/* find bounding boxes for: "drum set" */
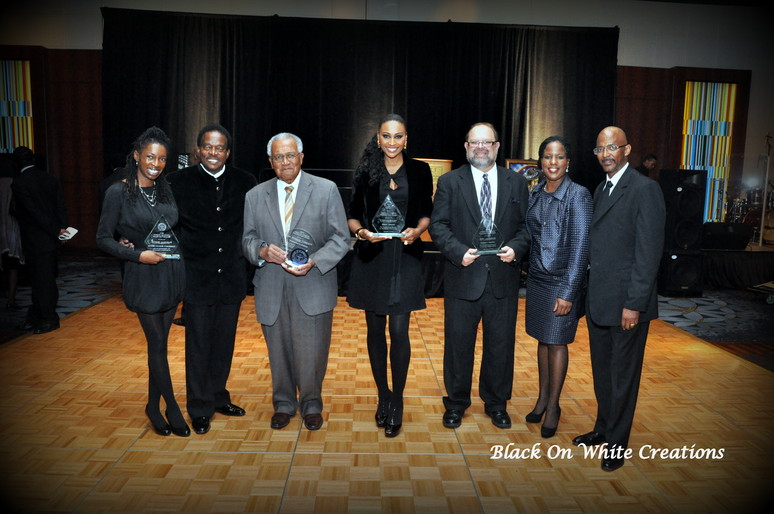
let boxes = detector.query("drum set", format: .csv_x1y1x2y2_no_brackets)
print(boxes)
727,187,774,244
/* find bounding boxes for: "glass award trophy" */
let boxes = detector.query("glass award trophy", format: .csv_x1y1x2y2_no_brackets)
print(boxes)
472,217,504,255
144,215,181,259
285,228,315,269
371,195,406,238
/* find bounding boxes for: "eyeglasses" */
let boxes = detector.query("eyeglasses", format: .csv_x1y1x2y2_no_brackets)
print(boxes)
466,140,497,148
592,143,628,155
201,145,227,153
270,153,299,162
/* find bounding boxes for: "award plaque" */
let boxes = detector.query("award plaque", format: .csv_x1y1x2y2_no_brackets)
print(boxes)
371,195,406,238
472,218,504,255
144,215,181,259
285,228,315,269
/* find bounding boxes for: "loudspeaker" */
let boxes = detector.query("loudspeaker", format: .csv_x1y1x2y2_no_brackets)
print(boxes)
658,251,703,297
701,222,754,250
659,169,707,251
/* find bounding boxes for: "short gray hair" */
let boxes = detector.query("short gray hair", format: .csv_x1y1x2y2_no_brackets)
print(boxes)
267,132,303,156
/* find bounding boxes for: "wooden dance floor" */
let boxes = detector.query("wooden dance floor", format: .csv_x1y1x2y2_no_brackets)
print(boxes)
0,296,772,512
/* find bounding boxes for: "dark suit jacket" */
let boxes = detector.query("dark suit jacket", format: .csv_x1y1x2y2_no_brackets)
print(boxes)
526,175,592,302
167,164,257,304
347,158,434,261
11,166,68,254
429,164,530,300
587,166,665,326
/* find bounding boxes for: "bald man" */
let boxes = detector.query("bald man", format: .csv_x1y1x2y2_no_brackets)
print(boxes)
572,127,665,472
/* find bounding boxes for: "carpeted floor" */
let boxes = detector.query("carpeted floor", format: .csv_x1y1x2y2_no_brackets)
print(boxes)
2,256,772,372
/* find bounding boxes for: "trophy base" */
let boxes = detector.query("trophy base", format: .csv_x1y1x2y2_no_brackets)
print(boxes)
370,232,405,238
474,249,503,256
162,254,181,260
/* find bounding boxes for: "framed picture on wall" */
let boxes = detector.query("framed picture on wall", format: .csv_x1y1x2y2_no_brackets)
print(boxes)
505,159,541,189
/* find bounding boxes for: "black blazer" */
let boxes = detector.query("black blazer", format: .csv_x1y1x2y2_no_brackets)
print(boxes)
11,166,68,254
347,158,434,261
587,166,665,325
429,164,530,300
167,164,257,304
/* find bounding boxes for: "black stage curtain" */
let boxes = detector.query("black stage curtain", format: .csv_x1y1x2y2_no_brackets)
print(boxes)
102,8,617,192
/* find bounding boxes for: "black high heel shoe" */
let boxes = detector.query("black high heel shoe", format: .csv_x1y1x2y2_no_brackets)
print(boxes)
145,405,171,436
384,403,403,438
525,407,546,424
541,407,561,438
166,410,191,437
375,397,389,428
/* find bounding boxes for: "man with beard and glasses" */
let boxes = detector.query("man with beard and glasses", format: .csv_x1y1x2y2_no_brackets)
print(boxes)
429,122,530,430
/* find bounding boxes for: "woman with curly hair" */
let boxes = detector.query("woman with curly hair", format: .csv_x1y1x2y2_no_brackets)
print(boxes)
346,114,434,437
96,126,189,437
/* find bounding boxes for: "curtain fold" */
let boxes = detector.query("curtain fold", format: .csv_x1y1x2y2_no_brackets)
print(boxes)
102,8,617,191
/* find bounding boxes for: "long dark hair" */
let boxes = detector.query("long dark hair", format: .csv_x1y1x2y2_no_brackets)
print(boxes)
354,114,408,186
124,126,173,203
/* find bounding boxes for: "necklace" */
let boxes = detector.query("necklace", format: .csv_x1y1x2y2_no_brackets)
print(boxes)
139,184,157,207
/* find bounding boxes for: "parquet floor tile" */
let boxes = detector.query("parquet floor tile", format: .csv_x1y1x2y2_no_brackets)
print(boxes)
0,295,772,512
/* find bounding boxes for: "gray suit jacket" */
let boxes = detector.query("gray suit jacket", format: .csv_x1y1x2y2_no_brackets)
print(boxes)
242,170,350,325
587,166,665,326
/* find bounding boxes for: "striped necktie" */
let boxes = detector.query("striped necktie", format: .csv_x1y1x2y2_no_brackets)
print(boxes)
284,185,294,233
480,173,492,224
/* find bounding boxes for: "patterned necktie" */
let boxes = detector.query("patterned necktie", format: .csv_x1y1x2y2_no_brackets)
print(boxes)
284,185,294,233
480,173,492,224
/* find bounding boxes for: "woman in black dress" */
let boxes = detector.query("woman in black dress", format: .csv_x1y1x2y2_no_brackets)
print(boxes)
346,114,434,437
96,127,189,437
524,136,592,438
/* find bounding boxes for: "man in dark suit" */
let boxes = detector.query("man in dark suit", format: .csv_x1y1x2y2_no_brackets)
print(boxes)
11,146,68,334
572,126,665,472
242,132,349,431
429,122,530,429
166,124,257,435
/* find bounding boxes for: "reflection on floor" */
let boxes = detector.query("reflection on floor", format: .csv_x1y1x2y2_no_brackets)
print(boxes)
0,284,772,511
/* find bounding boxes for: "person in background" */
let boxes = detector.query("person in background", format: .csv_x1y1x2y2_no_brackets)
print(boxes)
243,132,349,432
346,114,434,437
96,126,189,437
524,136,592,438
11,146,68,334
0,155,23,310
634,153,657,177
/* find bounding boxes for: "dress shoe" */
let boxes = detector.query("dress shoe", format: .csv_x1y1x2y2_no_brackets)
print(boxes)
215,403,246,416
270,412,291,429
601,457,625,472
192,416,210,434
166,410,191,437
572,431,606,446
33,322,60,334
442,409,463,428
485,409,512,429
15,321,34,331
375,397,389,428
525,408,546,424
540,407,561,438
384,404,403,438
304,413,324,431
145,406,171,436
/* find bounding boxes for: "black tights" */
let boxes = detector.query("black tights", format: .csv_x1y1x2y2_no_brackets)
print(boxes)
137,307,185,427
365,311,411,407
531,342,568,429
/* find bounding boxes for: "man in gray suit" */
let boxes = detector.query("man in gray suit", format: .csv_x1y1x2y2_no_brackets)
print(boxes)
243,132,349,431
572,126,665,472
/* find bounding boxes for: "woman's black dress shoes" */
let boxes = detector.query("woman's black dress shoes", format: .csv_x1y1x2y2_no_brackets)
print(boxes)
145,406,171,436
375,398,389,428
